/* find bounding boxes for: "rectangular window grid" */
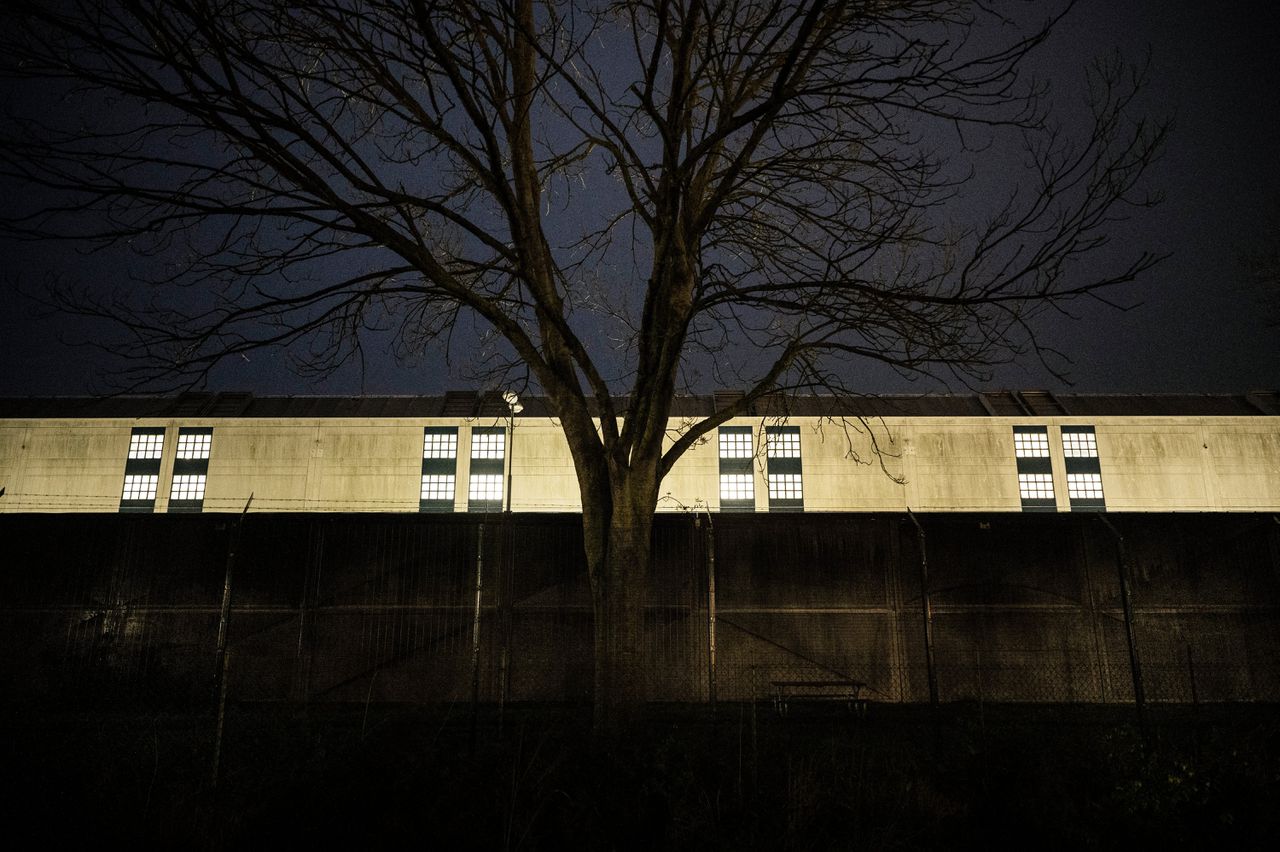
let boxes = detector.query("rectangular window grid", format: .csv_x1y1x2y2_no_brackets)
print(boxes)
170,474,206,501
1061,429,1099,457
1013,430,1051,458
421,474,456,502
469,474,504,503
169,428,212,512
718,429,753,459
766,429,801,458
128,432,165,459
471,430,505,459
1061,425,1104,510
423,431,458,459
121,474,159,501
1067,472,1104,501
768,473,803,501
175,432,212,460
719,474,754,502
1018,473,1055,501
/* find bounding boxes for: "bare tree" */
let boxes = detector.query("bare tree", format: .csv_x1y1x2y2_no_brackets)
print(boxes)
0,0,1164,730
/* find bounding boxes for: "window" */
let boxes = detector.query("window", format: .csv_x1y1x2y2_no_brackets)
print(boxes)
121,474,159,502
1061,430,1098,458
719,473,754,503
1018,473,1055,501
169,427,212,513
128,431,165,460
468,427,506,511
1067,472,1104,501
1061,426,1105,510
718,426,754,511
468,473,504,503
1013,430,1051,458
766,426,803,510
121,427,165,512
423,430,458,459
765,428,801,458
718,429,753,459
170,474,207,501
421,427,459,512
1012,426,1054,511
471,430,505,459
768,473,804,501
175,431,212,459
421,474,456,502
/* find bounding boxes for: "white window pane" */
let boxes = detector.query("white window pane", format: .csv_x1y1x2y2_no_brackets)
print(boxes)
766,430,801,458
1018,472,1055,500
175,432,212,460
471,431,505,459
1013,430,1050,458
127,433,165,459
718,430,753,459
423,432,458,459
170,474,207,501
1067,472,1105,500
468,473,504,501
121,474,158,501
421,474,456,501
768,473,803,500
1061,431,1099,458
719,473,754,501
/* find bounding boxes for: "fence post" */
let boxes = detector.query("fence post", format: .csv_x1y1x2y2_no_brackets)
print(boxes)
470,520,485,753
706,513,717,714
211,493,252,789
906,512,939,707
1097,515,1147,739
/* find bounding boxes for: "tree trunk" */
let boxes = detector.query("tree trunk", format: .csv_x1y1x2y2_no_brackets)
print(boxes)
586,475,657,735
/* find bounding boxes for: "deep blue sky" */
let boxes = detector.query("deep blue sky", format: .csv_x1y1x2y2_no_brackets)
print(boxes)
0,0,1276,398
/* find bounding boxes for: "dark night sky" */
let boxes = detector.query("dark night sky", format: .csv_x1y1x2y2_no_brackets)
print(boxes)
0,0,1276,398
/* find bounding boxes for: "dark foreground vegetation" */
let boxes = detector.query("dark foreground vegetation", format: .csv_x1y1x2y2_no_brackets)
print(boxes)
3,701,1277,849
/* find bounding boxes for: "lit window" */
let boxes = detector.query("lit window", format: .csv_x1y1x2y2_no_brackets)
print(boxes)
170,474,207,501
1013,430,1050,458
1018,473,1055,501
1067,472,1104,501
1061,429,1098,457
128,432,165,459
764,426,803,510
121,474,159,501
423,431,458,459
719,473,754,502
718,429,753,459
766,429,801,458
421,427,459,511
421,474,456,502
1061,426,1105,510
471,430,505,459
175,432,212,460
469,474,504,503
122,427,166,512
767,473,803,501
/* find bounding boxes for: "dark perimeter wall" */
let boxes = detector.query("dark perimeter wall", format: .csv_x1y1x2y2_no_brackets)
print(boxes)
2,512,1278,709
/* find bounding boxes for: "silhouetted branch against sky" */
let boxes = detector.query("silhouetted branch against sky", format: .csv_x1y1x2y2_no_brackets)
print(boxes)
1,2,1168,419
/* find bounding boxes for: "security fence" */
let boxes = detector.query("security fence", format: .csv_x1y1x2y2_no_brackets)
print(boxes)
2,512,1278,713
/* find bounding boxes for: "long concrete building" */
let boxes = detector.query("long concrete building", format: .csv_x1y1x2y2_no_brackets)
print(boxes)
3,390,1279,515
2,390,1278,710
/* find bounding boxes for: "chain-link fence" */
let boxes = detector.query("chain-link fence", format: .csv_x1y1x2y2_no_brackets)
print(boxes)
3,512,1279,715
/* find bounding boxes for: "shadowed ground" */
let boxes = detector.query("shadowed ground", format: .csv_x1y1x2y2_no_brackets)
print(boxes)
3,702,1277,849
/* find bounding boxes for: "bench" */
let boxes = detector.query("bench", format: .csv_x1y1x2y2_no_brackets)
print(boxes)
771,679,869,716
